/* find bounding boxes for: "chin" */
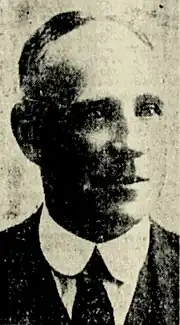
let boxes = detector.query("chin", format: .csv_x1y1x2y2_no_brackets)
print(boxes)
116,184,154,220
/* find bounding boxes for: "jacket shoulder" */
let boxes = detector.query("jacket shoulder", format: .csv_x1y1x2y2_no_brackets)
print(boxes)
150,221,179,285
0,205,42,263
151,221,179,255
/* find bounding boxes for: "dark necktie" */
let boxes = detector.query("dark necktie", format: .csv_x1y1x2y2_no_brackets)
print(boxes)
71,247,116,324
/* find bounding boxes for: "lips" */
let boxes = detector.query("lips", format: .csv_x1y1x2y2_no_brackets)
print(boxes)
121,175,149,185
87,174,149,189
86,147,149,188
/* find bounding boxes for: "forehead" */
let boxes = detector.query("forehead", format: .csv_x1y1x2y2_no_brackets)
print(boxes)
40,20,163,100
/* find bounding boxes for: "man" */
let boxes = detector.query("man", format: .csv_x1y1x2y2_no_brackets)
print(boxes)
0,10,178,325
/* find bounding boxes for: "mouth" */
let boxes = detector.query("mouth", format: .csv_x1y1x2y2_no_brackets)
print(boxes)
84,174,149,190
120,176,150,185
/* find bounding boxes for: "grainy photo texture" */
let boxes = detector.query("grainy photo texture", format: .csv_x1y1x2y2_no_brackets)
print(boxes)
0,2,179,325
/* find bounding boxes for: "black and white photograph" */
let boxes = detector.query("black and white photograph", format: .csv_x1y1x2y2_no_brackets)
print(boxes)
0,1,179,324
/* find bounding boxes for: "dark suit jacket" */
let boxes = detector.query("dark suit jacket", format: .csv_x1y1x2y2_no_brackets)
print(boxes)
0,206,178,325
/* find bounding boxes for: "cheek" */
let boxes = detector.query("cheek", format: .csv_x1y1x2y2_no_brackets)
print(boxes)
127,117,165,151
147,121,167,186
85,127,111,151
127,118,166,177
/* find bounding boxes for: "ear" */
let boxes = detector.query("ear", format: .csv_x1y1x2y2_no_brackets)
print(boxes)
11,101,43,165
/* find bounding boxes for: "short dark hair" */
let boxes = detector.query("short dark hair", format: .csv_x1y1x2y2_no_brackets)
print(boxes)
19,10,153,101
19,11,94,89
19,10,154,88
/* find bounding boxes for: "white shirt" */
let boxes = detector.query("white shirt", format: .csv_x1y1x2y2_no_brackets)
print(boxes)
39,205,150,325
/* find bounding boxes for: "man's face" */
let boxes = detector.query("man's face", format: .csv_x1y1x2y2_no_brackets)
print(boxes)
38,20,166,227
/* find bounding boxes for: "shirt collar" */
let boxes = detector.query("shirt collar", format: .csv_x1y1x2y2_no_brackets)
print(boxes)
39,204,150,283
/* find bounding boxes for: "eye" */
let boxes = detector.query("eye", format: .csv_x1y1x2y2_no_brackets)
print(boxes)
135,102,163,117
92,110,103,119
90,110,105,127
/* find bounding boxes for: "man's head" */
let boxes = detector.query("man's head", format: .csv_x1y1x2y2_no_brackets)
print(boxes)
11,11,166,242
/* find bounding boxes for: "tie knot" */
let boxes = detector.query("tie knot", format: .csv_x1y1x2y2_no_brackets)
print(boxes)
73,247,116,324
80,246,114,282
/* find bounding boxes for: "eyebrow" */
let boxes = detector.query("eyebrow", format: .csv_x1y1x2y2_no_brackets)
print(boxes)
135,94,164,105
70,98,122,118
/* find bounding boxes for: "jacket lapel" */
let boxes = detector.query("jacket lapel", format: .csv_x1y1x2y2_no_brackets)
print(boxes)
24,258,70,325
124,256,153,325
7,208,71,325
125,221,178,325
